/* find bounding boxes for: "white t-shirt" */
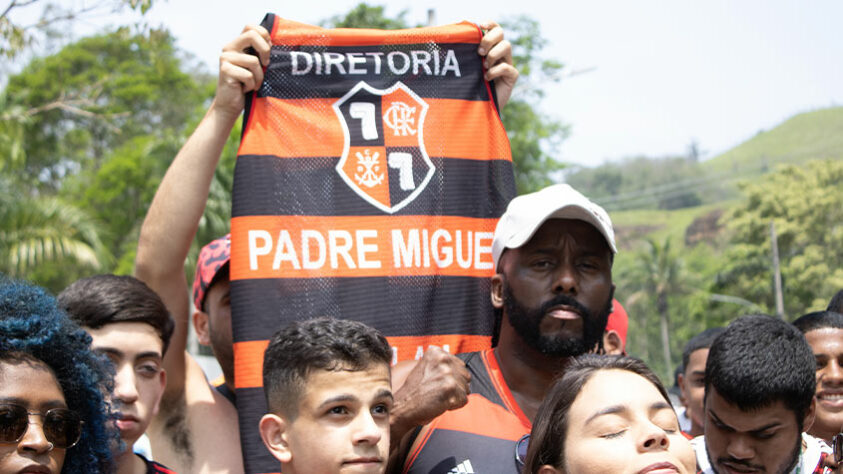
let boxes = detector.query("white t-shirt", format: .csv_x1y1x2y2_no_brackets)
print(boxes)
692,432,831,474
676,406,692,433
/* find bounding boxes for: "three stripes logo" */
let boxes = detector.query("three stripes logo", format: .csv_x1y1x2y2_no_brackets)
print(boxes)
448,459,475,473
334,81,435,214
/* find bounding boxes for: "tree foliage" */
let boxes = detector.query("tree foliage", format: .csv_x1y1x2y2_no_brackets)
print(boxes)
712,160,843,318
1,0,153,59
1,24,213,292
500,16,567,193
618,237,690,380
566,154,704,211
322,3,410,29
5,27,206,189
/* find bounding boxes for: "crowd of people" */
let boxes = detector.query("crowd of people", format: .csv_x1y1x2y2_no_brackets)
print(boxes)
2,19,843,474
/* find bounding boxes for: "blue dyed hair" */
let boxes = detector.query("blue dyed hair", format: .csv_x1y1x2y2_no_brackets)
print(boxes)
0,278,116,473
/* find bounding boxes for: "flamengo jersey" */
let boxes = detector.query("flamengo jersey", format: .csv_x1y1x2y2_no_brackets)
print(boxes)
402,350,531,474
230,14,515,473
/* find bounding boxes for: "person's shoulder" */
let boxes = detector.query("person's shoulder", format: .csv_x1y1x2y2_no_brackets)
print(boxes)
800,432,833,473
690,435,714,474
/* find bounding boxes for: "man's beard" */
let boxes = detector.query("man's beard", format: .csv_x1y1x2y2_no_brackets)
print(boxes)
503,283,612,357
708,434,801,474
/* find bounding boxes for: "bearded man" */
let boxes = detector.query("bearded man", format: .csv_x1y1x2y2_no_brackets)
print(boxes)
394,184,617,474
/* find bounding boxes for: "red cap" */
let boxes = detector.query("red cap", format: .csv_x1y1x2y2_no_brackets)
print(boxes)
192,234,231,312
605,299,628,349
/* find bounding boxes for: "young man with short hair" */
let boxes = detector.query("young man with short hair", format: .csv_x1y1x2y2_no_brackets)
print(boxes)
677,327,724,438
793,310,843,443
258,317,393,474
59,274,176,474
694,314,832,474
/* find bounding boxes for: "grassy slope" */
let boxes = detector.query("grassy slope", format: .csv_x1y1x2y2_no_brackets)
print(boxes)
611,106,843,246
703,106,843,174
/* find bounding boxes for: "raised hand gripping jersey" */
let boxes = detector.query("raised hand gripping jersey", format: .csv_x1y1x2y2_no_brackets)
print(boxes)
230,14,515,473
402,349,531,474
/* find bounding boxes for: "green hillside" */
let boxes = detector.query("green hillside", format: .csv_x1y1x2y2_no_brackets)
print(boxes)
703,106,843,175
606,106,843,249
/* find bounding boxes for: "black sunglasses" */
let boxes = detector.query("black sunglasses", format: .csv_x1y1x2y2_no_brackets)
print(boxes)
0,404,83,449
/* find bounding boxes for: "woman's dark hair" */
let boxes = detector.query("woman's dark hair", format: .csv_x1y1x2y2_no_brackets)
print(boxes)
523,355,670,473
0,278,116,473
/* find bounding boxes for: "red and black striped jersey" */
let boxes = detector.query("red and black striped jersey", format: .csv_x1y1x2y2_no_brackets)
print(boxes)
401,349,530,474
230,14,515,473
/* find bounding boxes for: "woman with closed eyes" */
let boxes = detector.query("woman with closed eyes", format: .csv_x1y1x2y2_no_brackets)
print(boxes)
522,355,697,474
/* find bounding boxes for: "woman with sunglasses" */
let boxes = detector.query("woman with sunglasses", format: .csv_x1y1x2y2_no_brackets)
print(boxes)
521,355,696,474
0,279,116,473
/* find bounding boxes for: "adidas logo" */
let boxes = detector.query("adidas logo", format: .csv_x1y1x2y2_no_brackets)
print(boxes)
448,459,475,473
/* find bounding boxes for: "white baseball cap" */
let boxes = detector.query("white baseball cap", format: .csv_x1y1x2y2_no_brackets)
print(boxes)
492,184,617,269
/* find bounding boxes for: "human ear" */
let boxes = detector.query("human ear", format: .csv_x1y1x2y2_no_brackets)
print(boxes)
603,330,623,355
676,373,689,407
259,413,291,463
193,310,211,346
490,274,505,309
537,465,563,474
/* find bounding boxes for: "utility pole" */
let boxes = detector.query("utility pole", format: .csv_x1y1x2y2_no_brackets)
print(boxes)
427,8,436,26
770,220,785,319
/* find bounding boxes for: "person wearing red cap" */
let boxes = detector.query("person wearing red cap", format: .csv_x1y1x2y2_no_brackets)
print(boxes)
603,298,628,355
135,21,518,474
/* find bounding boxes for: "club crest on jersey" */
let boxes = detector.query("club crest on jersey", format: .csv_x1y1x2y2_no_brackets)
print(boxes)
334,81,435,214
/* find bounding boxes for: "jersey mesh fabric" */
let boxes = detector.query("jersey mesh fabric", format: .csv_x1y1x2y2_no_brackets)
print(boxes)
230,15,515,473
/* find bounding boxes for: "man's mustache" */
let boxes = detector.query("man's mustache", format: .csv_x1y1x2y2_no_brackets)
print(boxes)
536,293,592,320
717,457,766,472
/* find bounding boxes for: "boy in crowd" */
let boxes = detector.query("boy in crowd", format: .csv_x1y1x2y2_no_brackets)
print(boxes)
793,311,843,443
59,274,176,474
677,327,724,438
258,318,393,474
694,315,832,474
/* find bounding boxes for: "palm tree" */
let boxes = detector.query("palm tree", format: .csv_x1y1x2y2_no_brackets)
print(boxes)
627,237,686,378
0,186,108,278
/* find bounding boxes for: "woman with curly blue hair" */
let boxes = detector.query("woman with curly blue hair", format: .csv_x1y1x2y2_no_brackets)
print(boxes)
0,278,116,473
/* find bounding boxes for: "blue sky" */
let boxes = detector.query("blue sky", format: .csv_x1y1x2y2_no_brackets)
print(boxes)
11,0,843,166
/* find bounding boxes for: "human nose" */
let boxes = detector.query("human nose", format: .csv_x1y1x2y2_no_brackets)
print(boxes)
823,360,843,386
352,411,383,446
725,434,754,460
552,263,578,295
639,422,670,452
17,415,53,454
113,364,139,404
